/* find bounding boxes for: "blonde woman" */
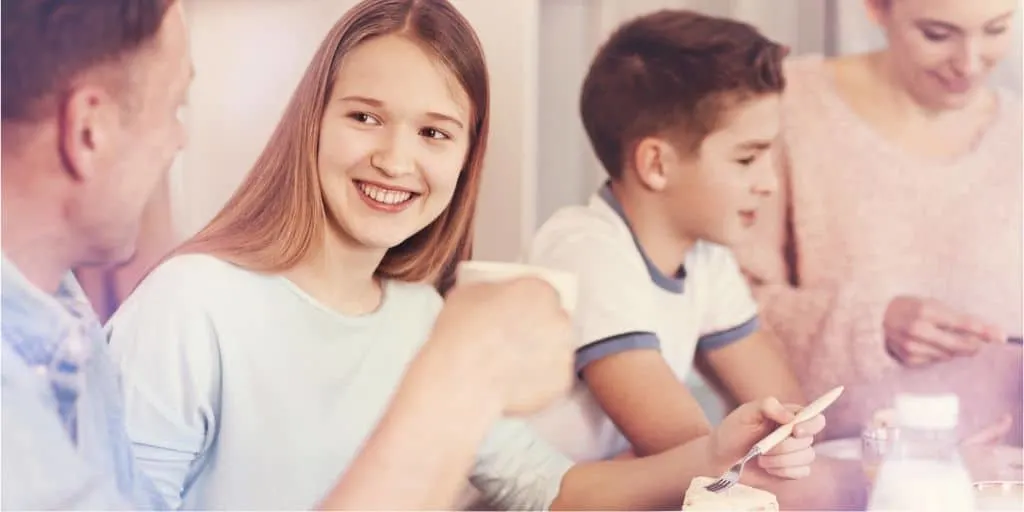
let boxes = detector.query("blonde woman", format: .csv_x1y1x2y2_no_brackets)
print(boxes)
737,0,1022,442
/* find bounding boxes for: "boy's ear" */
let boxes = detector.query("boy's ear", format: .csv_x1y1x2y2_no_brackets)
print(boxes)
630,136,675,191
863,0,889,26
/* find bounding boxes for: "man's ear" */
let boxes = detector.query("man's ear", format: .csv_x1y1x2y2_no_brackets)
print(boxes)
629,136,679,191
59,84,118,182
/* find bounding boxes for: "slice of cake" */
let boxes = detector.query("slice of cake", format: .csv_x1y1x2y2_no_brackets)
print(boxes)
681,476,779,511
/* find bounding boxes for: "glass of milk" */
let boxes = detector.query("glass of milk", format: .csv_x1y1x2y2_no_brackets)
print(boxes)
867,393,976,512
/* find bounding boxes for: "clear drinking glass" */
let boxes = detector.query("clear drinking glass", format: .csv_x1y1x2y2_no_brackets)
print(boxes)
973,481,1024,511
861,423,899,484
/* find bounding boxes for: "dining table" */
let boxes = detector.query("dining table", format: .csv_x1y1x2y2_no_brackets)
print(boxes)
765,443,1023,510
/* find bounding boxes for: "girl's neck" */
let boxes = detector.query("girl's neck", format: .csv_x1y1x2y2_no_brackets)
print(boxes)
283,227,388,317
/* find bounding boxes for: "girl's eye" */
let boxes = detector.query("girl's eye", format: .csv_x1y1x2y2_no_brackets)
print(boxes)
420,127,450,141
349,112,381,125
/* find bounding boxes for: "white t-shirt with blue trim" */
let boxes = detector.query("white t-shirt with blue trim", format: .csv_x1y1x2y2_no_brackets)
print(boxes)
524,185,759,462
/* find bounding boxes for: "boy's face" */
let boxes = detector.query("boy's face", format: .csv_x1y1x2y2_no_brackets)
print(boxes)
665,94,781,247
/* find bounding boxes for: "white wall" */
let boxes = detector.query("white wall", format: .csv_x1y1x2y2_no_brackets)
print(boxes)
536,0,597,225
173,0,540,262
174,0,344,237
449,0,540,262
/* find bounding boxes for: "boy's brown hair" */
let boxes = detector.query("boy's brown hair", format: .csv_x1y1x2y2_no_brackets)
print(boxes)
580,10,788,179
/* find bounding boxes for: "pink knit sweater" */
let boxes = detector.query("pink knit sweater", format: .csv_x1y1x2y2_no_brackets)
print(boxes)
735,55,1023,441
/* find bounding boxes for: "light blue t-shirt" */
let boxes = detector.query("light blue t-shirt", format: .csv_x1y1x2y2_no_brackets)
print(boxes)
106,254,572,510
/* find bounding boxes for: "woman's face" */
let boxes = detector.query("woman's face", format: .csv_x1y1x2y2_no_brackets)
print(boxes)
870,0,1018,109
317,34,472,253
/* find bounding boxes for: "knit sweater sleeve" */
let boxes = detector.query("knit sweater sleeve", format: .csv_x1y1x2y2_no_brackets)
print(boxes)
734,140,900,395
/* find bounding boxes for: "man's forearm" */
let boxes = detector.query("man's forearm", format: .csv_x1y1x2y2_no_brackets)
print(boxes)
551,435,725,511
317,344,501,510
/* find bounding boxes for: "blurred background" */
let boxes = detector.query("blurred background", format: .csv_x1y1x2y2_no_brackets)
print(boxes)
81,0,1023,319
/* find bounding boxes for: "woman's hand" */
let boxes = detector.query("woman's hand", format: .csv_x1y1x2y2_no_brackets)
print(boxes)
961,414,1013,447
884,296,1005,367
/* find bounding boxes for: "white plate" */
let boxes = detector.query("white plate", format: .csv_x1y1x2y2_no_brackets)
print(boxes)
815,437,863,461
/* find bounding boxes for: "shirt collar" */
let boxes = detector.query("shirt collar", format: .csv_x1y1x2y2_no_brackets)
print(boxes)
596,181,688,294
1,254,96,367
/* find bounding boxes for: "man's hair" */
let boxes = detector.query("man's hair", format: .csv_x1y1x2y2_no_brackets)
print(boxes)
580,10,788,179
2,0,177,122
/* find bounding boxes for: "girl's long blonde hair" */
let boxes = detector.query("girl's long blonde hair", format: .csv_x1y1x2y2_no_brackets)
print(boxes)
173,0,488,293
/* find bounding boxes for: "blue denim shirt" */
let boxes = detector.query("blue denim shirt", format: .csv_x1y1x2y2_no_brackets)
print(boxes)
1,256,166,510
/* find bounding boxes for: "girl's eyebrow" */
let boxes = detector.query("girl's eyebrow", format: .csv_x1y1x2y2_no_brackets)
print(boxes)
424,111,464,130
340,95,384,107
340,95,465,129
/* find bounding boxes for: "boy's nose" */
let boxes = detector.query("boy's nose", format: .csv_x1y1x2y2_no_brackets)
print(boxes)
752,159,779,197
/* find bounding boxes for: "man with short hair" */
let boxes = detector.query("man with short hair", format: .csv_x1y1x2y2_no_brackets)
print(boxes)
2,1,191,507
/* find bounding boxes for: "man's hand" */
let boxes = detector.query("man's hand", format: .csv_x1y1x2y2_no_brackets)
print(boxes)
884,296,1005,367
428,277,576,416
322,277,575,510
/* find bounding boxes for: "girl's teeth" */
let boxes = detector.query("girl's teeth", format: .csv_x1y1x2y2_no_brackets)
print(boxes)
359,183,412,205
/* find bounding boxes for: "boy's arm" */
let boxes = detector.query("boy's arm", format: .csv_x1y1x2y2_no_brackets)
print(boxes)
699,327,805,406
527,232,717,458
578,246,805,460
554,398,832,511
695,247,805,407
581,349,712,457
553,433,722,510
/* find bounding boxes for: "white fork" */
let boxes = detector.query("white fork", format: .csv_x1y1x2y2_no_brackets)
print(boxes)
704,386,846,493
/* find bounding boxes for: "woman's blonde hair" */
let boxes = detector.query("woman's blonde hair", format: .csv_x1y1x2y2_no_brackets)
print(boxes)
174,0,488,293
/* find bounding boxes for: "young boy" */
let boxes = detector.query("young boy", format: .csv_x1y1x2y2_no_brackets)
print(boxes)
526,10,807,464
